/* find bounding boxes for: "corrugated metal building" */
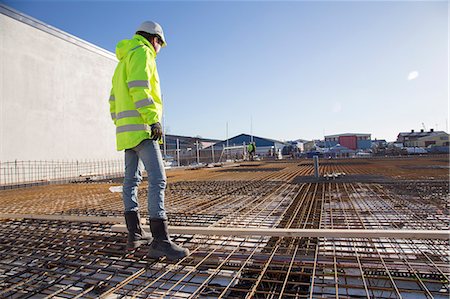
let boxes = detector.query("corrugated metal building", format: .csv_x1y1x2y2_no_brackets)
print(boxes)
212,133,287,156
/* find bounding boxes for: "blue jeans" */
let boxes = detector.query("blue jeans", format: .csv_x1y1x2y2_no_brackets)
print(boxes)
123,139,167,220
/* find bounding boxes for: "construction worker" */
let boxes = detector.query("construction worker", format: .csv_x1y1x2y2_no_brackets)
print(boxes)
247,142,256,161
109,21,189,260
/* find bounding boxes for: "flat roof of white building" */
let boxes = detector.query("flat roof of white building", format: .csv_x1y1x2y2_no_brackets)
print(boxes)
325,133,371,139
0,4,116,61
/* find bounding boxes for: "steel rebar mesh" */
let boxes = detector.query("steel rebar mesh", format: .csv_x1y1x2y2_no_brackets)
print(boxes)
0,156,449,298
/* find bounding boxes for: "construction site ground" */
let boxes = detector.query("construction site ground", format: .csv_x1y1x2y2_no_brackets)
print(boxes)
0,155,449,298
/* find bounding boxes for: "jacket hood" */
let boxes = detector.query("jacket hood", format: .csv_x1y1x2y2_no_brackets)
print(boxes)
115,35,156,60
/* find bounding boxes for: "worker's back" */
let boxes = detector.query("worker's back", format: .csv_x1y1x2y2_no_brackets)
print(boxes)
110,35,163,150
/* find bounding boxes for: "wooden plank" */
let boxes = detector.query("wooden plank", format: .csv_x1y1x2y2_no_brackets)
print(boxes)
0,213,125,223
111,224,449,240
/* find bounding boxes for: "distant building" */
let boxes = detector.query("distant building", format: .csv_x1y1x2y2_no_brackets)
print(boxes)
161,134,222,165
405,132,449,147
304,140,320,152
325,145,356,158
294,139,309,153
417,133,449,147
165,134,221,151
372,139,387,147
397,129,448,147
324,133,372,150
212,133,287,157
282,141,301,156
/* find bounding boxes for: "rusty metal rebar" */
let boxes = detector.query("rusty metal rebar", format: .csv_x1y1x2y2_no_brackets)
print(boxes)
0,156,448,298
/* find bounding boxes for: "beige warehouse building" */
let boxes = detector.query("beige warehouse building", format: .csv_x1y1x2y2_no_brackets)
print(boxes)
398,129,449,148
407,132,449,148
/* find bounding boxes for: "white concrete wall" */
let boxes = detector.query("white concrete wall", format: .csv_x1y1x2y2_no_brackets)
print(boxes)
0,9,121,161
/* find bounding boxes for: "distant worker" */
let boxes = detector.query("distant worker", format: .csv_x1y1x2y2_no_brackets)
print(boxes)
109,21,188,260
247,142,256,161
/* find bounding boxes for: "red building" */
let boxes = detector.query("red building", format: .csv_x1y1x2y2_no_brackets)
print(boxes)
324,133,372,150
338,135,358,150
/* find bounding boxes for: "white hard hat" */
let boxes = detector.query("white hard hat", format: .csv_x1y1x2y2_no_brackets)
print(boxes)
137,21,167,47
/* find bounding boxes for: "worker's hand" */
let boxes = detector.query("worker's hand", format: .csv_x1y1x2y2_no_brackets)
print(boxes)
150,122,163,141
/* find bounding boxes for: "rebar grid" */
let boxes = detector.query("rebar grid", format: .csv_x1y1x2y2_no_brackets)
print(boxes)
0,157,449,298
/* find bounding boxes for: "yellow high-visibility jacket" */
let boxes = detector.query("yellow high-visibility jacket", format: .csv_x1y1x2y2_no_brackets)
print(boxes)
248,143,256,153
109,34,163,151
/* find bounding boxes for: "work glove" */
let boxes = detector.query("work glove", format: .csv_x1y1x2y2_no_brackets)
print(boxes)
150,122,163,141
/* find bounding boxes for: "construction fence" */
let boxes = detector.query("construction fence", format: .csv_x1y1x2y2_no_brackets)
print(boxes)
0,148,246,187
0,142,292,187
0,160,124,188
163,147,252,167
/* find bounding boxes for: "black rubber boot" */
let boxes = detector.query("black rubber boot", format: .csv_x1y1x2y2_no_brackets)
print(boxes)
148,218,189,260
124,211,152,250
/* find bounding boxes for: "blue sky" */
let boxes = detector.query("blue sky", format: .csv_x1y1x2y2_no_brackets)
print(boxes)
3,0,448,142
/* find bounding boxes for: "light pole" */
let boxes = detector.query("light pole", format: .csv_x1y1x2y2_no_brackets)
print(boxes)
196,140,200,164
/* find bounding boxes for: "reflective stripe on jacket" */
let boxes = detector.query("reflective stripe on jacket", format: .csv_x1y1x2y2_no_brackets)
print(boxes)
109,34,162,151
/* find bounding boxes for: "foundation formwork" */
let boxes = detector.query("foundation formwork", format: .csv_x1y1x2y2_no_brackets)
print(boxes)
0,156,449,298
